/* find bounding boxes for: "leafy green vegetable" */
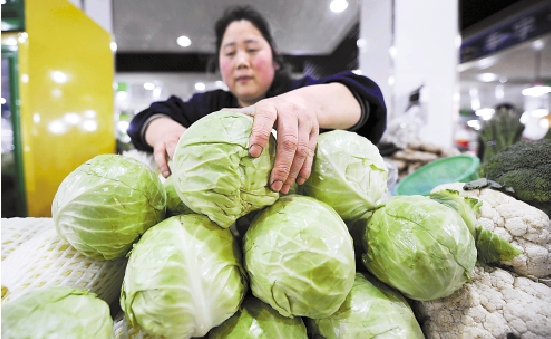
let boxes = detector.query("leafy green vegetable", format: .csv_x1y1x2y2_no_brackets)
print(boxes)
121,214,247,339
171,110,279,228
52,154,166,261
209,296,308,339
362,195,476,301
301,130,388,221
477,104,524,164
307,273,425,339
163,174,193,217
429,188,522,264
1,286,114,339
429,188,482,235
475,225,522,263
243,195,355,319
478,139,551,216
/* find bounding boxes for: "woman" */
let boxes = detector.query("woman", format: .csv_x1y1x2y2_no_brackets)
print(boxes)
127,5,387,195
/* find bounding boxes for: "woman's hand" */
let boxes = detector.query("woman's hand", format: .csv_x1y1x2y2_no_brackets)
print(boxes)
144,117,187,178
249,96,320,195
248,83,361,194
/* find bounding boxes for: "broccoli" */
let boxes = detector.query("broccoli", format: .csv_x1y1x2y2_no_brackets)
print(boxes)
478,139,551,215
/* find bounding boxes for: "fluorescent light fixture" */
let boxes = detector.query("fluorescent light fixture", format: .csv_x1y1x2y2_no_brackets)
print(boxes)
177,35,192,47
477,72,498,82
330,0,348,13
522,84,551,96
533,39,544,51
476,57,495,70
143,82,155,90
195,82,206,91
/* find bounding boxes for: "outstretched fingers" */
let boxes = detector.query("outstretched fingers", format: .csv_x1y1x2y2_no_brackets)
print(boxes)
249,105,276,158
153,141,170,178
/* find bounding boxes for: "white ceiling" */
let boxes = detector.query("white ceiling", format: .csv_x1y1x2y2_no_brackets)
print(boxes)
112,0,360,55
458,33,551,109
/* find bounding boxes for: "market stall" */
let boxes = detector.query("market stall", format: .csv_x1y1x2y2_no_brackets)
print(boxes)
1,117,550,338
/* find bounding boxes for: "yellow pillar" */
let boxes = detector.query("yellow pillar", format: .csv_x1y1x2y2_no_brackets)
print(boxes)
18,0,115,216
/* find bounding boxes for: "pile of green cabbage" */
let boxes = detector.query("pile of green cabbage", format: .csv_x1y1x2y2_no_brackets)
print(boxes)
52,154,166,260
1,286,114,339
6,110,524,338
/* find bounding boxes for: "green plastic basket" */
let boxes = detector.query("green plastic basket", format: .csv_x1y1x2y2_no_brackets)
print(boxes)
395,155,480,196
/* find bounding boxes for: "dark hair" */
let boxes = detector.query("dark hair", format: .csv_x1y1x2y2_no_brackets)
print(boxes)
213,5,292,97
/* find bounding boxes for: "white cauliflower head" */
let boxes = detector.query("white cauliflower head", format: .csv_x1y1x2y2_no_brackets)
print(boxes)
415,264,551,339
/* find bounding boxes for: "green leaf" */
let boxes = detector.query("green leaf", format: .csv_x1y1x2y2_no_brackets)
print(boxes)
475,225,523,263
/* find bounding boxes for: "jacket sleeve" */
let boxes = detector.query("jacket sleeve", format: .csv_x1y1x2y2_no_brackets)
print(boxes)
127,90,235,151
292,71,388,145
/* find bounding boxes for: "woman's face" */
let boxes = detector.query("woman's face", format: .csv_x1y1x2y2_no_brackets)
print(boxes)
219,20,277,107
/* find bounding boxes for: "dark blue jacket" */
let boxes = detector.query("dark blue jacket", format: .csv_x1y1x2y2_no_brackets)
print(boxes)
127,71,387,151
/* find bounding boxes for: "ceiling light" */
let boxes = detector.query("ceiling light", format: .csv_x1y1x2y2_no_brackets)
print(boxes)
194,82,205,91
476,57,495,70
143,82,155,90
533,39,544,51
177,35,192,47
522,83,551,96
476,73,498,82
330,0,348,13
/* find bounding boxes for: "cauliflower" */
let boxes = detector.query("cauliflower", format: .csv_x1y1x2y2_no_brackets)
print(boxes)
414,264,551,339
431,183,550,279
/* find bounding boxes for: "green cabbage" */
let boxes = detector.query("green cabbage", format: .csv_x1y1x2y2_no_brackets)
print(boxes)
171,110,279,228
209,296,308,339
52,154,166,261
120,214,247,339
243,195,355,319
163,174,193,217
1,286,114,339
301,130,388,221
307,273,424,339
362,195,476,301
